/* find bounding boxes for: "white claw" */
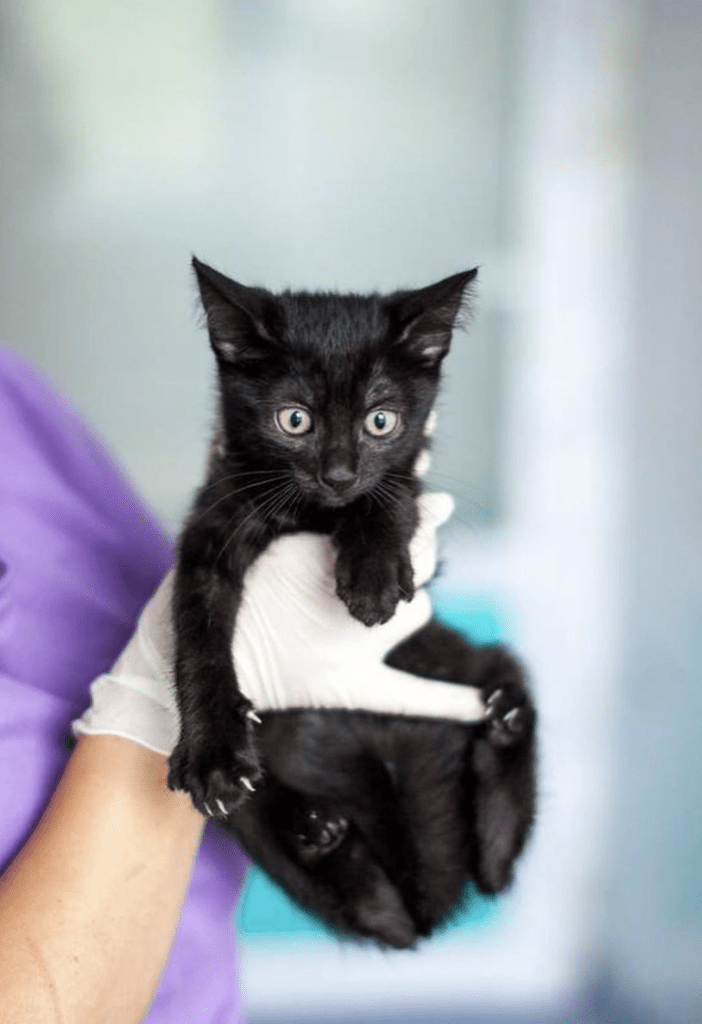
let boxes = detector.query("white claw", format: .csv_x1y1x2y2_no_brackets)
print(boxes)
246,709,262,724
504,708,520,726
486,689,503,707
203,803,213,817
216,799,228,816
240,777,255,792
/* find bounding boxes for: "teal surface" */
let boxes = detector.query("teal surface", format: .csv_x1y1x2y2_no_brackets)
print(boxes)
430,590,509,647
238,593,509,941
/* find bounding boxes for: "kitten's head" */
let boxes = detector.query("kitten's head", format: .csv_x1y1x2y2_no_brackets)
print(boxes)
193,258,476,508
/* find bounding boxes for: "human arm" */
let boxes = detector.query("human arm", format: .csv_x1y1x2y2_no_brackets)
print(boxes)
0,341,239,1024
0,734,204,1024
0,485,481,1024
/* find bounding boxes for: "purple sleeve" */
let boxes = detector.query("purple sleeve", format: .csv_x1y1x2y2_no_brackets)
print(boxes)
0,344,247,1023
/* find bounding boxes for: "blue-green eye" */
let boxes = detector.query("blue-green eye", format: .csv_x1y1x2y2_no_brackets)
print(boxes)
276,407,313,435
364,409,399,437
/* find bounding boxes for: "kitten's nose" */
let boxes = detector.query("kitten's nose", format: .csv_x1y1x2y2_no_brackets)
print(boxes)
321,465,356,492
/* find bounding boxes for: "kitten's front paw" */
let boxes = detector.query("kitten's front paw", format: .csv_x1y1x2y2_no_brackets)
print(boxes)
167,706,263,818
335,549,414,626
480,652,535,748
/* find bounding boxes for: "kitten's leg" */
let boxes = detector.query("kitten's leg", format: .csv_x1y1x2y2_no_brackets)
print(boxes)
467,646,536,893
385,620,535,745
468,729,536,894
231,783,418,949
167,524,268,817
334,485,418,626
386,621,536,894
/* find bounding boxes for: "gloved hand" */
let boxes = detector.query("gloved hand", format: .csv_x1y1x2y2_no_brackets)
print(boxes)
73,490,486,757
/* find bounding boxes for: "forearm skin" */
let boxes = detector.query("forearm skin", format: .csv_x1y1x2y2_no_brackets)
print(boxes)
0,735,204,1024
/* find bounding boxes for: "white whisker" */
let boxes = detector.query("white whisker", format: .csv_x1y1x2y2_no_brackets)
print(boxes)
193,474,292,522
215,480,299,565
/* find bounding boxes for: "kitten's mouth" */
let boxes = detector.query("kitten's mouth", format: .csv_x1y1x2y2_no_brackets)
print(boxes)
314,490,358,509
297,478,361,509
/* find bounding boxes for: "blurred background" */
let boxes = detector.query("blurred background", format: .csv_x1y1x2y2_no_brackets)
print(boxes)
1,0,701,1021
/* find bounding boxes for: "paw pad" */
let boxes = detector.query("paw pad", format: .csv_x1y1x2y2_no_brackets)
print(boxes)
483,681,532,747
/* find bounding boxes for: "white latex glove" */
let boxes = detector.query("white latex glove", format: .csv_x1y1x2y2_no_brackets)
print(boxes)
73,491,486,757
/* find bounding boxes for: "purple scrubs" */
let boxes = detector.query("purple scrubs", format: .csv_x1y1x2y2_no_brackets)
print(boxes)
0,344,247,1022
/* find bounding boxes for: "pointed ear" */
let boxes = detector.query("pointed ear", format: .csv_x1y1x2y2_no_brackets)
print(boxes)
386,268,478,367
192,256,280,364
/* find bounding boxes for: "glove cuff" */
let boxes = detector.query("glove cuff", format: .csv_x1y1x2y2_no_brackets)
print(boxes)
72,676,179,757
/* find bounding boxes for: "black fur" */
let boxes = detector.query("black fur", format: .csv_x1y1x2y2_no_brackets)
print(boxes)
169,259,536,945
227,621,535,947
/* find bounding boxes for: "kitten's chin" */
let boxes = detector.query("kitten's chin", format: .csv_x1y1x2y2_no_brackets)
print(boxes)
314,491,358,509
296,479,361,509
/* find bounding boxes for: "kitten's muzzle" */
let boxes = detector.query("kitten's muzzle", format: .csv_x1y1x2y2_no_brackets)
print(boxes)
321,465,356,489
317,465,358,503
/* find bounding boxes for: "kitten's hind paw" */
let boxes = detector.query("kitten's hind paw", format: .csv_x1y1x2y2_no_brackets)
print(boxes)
480,653,534,748
167,710,263,818
289,808,350,866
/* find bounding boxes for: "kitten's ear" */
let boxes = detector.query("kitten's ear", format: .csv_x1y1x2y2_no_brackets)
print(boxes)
192,256,280,363
387,268,478,367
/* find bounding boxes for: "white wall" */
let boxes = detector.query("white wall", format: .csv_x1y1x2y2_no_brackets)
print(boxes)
613,2,702,1019
0,0,514,532
4,1,700,1021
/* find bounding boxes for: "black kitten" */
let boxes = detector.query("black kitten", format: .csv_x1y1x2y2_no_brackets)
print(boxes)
169,258,479,815
227,619,535,947
169,258,536,946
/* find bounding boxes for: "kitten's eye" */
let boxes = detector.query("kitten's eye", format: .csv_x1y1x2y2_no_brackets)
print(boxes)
364,409,398,437
276,407,313,435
